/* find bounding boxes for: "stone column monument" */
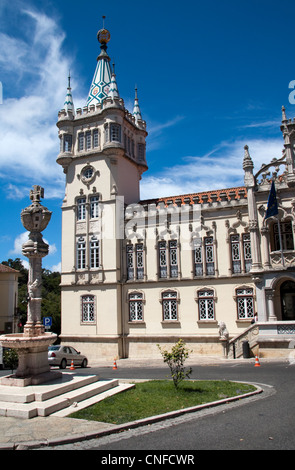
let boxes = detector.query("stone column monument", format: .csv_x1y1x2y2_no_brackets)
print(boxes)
0,186,60,385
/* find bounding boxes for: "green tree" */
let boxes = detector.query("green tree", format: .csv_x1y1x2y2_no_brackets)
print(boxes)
158,339,193,389
1,259,61,336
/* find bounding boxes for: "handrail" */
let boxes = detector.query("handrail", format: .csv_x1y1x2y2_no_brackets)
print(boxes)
228,323,259,358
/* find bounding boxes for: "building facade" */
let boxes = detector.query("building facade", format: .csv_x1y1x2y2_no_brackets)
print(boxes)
57,26,295,361
0,264,19,335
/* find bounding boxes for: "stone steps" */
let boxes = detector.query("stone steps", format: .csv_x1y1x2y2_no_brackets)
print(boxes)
0,373,134,419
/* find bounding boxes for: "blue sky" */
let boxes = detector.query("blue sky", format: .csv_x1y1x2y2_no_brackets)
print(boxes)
0,0,294,272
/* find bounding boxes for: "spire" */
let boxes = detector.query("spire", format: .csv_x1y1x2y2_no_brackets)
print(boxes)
64,72,74,113
243,144,254,171
108,62,120,100
282,105,287,123
86,17,112,107
133,87,142,123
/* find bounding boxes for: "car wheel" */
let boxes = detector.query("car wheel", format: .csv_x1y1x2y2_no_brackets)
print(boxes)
81,358,88,368
60,358,67,369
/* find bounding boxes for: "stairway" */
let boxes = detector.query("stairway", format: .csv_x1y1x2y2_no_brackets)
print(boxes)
0,373,134,419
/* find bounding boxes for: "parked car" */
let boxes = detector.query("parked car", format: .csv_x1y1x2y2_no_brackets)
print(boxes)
48,345,88,369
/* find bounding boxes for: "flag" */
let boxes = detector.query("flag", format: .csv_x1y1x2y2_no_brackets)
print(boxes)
265,180,278,219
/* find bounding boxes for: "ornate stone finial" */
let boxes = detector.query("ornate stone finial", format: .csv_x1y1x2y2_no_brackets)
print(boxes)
21,186,52,242
30,185,44,204
243,145,254,170
282,105,287,122
97,16,111,44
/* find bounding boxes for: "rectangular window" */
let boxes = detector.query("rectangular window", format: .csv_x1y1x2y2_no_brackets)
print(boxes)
231,234,241,274
86,131,92,150
205,237,214,275
90,196,99,219
78,133,84,151
138,143,145,161
93,129,99,148
198,290,215,320
243,233,252,272
135,243,144,279
126,245,134,280
129,293,143,321
81,295,95,322
273,221,294,251
77,237,86,269
110,123,121,142
237,288,254,319
169,240,178,278
77,198,86,220
159,241,167,278
162,291,178,321
90,237,100,268
194,238,203,276
126,244,144,280
63,134,72,152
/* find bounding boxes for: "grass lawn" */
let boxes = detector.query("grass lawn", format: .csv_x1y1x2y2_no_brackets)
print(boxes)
70,380,256,425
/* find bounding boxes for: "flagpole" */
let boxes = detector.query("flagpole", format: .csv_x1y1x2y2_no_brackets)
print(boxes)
276,214,285,267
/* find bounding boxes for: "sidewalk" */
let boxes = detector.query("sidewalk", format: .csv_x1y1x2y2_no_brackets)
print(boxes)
0,356,283,450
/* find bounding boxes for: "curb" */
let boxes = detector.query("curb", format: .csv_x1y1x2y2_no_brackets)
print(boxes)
8,384,263,450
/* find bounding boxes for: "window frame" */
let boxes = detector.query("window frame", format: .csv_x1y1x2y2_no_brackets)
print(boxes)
90,236,100,269
77,197,86,221
77,237,86,269
128,292,144,322
197,289,215,321
236,287,255,320
81,295,96,323
161,290,179,322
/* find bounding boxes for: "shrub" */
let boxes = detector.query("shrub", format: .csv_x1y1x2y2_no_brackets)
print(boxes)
3,349,18,373
158,339,192,389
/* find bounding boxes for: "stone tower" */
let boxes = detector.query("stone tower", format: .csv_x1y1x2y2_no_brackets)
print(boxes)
56,23,148,358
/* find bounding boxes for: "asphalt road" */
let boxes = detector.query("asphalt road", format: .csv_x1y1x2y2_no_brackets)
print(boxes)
46,360,295,451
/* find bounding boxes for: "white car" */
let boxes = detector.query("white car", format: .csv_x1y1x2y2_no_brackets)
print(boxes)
48,345,88,369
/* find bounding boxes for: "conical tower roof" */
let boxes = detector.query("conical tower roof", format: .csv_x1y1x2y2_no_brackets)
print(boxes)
133,87,142,123
86,25,112,107
108,63,120,100
64,73,74,113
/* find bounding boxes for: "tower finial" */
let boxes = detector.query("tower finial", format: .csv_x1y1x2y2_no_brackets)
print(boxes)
133,85,142,123
63,71,74,114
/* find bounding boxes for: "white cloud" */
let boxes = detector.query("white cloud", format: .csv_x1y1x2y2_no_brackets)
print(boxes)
0,7,78,197
50,262,61,273
140,138,284,200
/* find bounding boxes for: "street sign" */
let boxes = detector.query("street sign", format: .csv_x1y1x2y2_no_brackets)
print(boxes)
43,316,52,329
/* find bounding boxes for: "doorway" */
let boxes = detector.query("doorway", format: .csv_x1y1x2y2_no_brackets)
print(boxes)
280,280,295,321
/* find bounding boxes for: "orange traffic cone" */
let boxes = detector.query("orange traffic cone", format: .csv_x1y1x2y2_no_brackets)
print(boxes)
113,359,117,370
254,355,261,367
70,359,75,370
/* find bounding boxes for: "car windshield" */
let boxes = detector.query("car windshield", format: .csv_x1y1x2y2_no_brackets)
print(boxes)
48,346,60,351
